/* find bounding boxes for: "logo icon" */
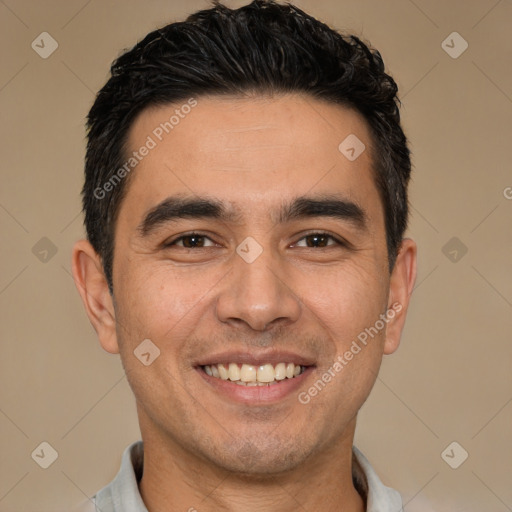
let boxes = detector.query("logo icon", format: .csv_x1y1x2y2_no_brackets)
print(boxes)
441,32,468,59
32,237,58,263
442,237,468,263
338,134,366,161
236,237,263,263
441,441,468,469
31,32,59,59
134,339,161,366
31,441,58,469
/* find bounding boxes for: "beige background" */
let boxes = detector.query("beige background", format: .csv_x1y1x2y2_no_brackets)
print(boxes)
1,0,511,511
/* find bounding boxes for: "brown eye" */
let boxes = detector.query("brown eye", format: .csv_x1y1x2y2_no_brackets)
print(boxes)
181,235,205,248
295,232,342,248
167,233,216,248
306,234,329,247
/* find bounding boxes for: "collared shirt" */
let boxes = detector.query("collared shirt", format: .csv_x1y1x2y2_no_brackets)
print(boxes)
75,441,403,512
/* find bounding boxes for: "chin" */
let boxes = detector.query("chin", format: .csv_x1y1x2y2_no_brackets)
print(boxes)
202,434,312,477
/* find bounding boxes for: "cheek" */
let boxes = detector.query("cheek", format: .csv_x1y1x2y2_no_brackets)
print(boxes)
299,263,387,339
112,267,206,410
114,262,223,348
297,263,388,395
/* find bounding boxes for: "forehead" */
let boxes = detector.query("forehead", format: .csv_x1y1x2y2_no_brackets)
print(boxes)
120,94,382,225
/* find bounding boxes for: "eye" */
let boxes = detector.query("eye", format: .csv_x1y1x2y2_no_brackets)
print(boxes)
166,233,217,248
294,232,344,248
164,231,346,250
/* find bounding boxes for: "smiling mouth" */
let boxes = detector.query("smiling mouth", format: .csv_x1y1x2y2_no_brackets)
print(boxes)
201,362,308,386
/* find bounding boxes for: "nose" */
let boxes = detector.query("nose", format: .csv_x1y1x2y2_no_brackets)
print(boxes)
215,245,301,332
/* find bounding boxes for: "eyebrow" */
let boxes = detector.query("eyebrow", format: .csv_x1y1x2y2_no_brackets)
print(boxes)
137,194,367,237
278,195,367,228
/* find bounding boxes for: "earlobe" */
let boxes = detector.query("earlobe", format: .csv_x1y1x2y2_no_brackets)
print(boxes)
383,238,417,355
71,239,120,354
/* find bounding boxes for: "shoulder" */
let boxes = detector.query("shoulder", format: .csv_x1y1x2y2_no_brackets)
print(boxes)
94,440,146,511
70,441,143,512
352,445,403,512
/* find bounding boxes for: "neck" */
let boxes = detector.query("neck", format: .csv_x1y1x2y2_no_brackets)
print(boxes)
138,416,365,512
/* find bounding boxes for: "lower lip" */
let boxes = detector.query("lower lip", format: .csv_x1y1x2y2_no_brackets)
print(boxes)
196,366,315,404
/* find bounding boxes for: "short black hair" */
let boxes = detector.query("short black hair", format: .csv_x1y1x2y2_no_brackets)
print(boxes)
83,0,411,293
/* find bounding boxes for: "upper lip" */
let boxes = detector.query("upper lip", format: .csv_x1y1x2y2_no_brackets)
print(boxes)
194,350,316,368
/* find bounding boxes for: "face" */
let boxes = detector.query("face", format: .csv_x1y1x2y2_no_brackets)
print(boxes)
77,94,415,476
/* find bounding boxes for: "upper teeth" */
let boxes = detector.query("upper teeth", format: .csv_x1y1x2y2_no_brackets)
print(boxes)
203,362,304,384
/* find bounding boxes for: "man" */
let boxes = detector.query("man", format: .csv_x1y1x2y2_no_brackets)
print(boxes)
72,0,417,510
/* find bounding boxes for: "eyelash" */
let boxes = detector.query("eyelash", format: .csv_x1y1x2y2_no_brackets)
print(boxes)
165,231,347,249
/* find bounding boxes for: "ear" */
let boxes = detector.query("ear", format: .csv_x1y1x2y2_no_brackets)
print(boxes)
71,239,119,354
383,238,417,355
